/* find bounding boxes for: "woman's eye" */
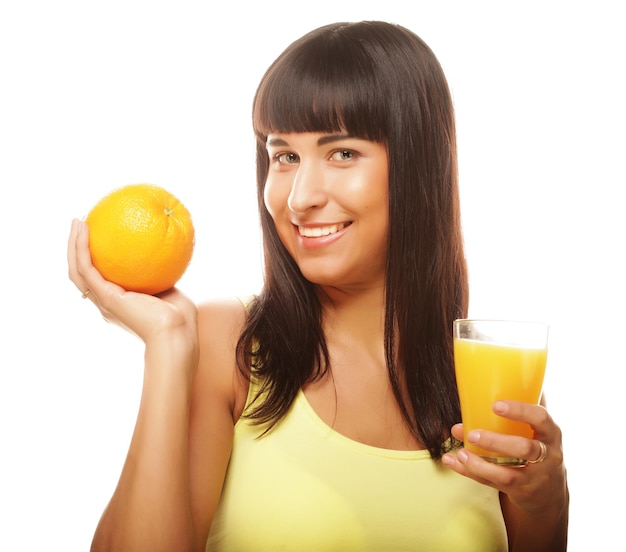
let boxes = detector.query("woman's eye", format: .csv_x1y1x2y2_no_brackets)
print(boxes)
330,149,355,161
274,152,299,164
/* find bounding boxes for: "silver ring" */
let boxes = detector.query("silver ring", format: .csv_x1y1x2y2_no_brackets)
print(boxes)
81,289,91,299
527,440,547,464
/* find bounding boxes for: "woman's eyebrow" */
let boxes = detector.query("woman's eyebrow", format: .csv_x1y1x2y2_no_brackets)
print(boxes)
266,133,354,148
266,137,288,147
317,133,352,146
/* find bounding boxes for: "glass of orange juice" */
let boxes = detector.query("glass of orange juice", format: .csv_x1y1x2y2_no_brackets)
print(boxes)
453,319,549,467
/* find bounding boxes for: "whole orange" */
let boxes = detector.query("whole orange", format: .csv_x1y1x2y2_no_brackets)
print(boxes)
85,183,195,295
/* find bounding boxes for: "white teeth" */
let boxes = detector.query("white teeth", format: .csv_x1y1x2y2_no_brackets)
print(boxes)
298,223,346,237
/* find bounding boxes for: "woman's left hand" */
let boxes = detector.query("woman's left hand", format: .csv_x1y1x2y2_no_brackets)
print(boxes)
442,400,568,517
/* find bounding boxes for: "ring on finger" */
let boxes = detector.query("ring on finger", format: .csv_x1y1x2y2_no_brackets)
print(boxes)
527,440,548,464
81,289,91,299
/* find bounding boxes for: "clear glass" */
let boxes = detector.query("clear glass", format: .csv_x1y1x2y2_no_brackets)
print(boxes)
453,319,549,466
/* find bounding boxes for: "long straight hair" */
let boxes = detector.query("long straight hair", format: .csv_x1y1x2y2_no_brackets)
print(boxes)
236,21,468,459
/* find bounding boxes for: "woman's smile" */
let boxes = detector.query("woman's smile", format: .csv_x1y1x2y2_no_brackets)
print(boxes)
297,221,351,238
294,221,353,250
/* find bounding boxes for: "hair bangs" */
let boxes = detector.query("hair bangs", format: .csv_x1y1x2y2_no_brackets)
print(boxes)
253,34,388,144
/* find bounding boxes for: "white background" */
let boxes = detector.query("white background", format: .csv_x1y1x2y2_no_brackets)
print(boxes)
1,1,623,549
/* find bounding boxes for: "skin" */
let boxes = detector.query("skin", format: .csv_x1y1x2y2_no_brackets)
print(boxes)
264,132,389,293
68,131,568,551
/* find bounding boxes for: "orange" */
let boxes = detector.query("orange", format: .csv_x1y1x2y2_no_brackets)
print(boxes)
85,183,195,295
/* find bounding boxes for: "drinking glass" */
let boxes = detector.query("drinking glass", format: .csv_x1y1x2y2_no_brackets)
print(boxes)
453,319,549,466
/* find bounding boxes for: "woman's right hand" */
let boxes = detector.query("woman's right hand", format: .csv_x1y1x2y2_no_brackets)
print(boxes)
67,218,198,348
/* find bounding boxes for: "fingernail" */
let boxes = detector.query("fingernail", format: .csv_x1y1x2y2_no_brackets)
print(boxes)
441,454,455,466
457,450,469,464
467,430,480,444
494,401,507,414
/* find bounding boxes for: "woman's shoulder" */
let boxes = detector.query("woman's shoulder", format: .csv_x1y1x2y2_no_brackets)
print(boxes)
197,295,250,330
196,296,251,421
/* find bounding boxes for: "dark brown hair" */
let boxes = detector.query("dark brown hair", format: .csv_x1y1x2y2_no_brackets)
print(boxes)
236,21,468,459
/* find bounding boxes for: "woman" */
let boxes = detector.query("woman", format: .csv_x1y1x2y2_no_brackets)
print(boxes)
68,21,569,551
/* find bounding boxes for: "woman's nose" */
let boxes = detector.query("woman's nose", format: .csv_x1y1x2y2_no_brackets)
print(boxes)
287,162,328,214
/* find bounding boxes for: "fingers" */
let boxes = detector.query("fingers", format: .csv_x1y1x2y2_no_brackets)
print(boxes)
444,398,561,469
67,219,199,345
67,219,90,297
68,219,104,300
463,429,546,466
450,423,464,442
67,219,80,282
73,220,102,294
492,400,553,437
442,446,541,495
526,440,548,464
67,219,123,311
444,399,563,491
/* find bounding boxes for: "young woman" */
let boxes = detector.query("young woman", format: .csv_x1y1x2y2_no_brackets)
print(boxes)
68,20,569,551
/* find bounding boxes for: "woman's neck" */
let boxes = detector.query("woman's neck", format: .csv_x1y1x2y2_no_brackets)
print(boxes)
317,283,386,355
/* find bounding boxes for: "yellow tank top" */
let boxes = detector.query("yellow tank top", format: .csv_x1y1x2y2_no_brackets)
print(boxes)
206,386,507,551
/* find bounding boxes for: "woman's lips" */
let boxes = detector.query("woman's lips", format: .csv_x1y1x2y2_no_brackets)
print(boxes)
294,222,352,249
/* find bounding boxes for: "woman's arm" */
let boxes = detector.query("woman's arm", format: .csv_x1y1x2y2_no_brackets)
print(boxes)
500,482,569,551
90,319,199,551
188,299,249,550
68,220,246,551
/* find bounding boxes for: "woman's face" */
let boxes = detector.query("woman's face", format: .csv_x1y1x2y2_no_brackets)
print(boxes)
264,132,389,291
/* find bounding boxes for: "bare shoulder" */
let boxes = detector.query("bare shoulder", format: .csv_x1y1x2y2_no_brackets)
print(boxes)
197,296,248,343
196,297,250,420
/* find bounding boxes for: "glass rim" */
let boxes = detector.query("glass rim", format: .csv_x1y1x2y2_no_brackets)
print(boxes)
453,318,549,348
453,318,549,327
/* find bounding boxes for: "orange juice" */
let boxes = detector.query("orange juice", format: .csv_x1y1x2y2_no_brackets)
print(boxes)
453,338,547,462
